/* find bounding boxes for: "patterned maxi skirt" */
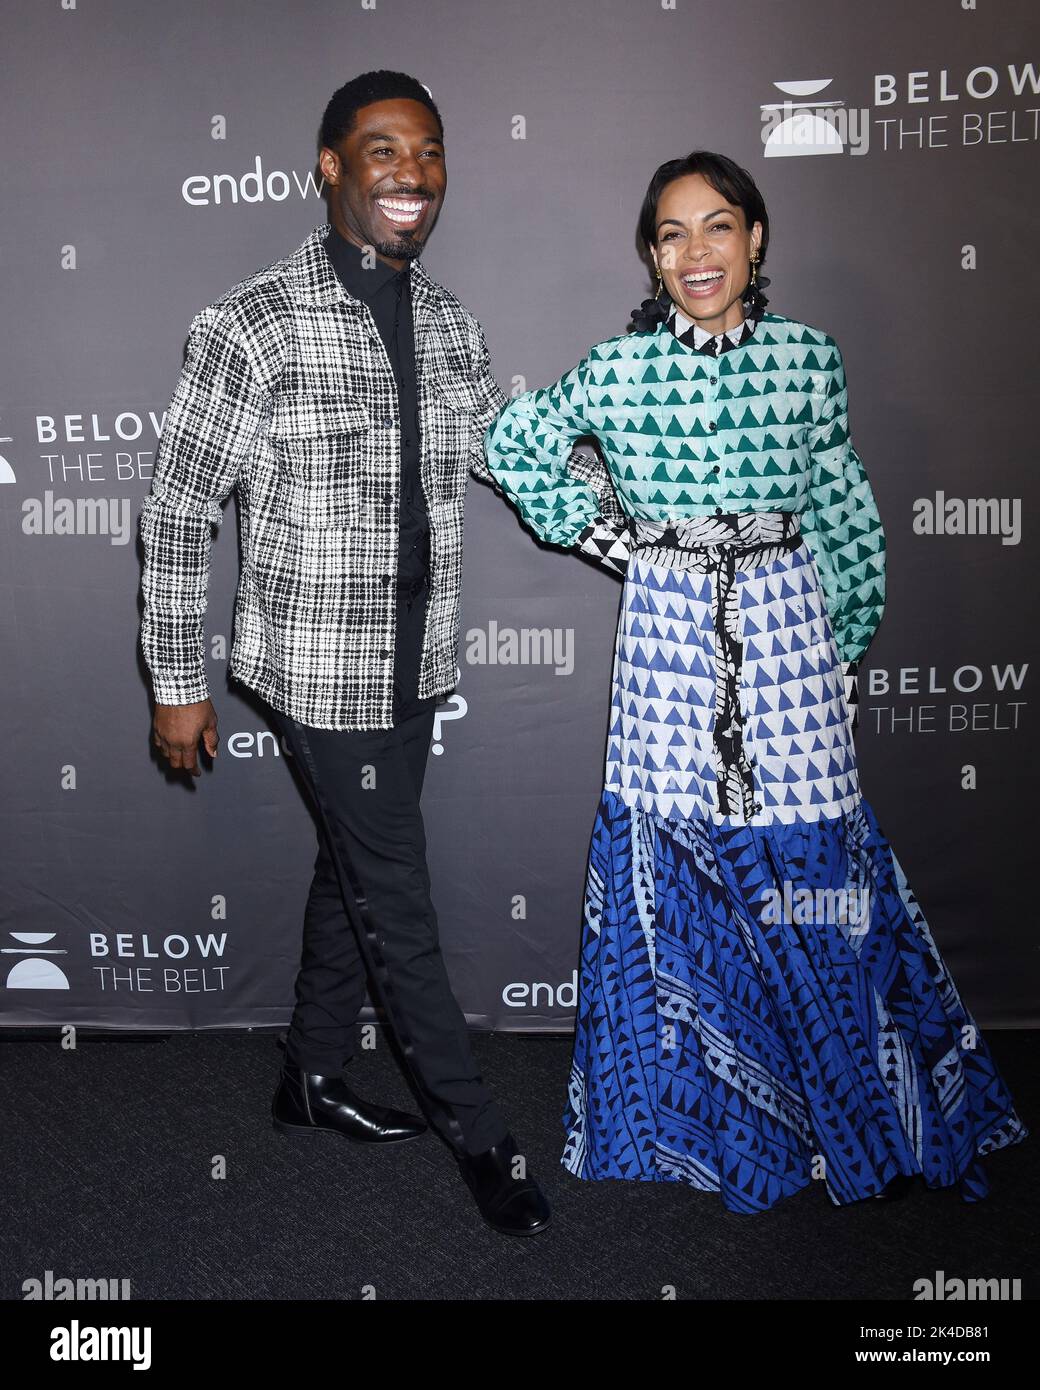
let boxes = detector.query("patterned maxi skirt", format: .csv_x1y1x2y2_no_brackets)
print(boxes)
561,511,1027,1212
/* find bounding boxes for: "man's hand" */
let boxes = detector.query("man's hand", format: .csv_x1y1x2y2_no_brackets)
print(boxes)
153,699,219,777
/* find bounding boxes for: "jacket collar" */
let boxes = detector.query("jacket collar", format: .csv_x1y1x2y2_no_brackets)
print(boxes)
288,222,444,314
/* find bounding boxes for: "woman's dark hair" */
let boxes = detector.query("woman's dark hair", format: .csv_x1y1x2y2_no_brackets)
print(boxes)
320,70,443,151
631,151,770,332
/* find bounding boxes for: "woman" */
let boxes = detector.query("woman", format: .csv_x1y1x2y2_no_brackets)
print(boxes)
482,151,1027,1213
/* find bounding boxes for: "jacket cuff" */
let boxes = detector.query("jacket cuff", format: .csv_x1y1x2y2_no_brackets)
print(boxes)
150,671,211,707
574,516,631,576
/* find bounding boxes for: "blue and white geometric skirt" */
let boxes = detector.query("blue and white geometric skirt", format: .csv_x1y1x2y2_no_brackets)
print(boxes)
562,513,1028,1212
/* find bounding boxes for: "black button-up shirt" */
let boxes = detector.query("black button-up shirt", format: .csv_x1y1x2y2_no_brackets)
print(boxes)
324,224,430,586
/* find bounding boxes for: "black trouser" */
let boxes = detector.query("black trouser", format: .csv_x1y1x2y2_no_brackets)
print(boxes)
267,575,509,1156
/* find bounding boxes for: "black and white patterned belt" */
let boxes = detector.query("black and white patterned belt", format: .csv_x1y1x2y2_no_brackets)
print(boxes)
631,510,803,819
631,510,801,571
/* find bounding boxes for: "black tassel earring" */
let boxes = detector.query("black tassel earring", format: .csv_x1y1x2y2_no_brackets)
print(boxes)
631,264,672,333
743,249,771,320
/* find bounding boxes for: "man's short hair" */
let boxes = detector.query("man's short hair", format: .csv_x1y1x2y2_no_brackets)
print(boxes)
320,70,442,150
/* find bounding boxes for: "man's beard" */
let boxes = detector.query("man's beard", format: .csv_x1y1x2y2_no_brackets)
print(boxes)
373,232,423,261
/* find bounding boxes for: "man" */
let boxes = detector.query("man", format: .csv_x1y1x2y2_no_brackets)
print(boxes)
138,71,603,1238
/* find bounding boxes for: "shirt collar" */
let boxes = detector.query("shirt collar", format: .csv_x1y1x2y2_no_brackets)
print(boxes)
667,304,758,355
324,222,409,301
286,223,442,317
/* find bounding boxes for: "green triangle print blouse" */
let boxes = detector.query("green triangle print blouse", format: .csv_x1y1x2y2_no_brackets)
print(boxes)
483,312,886,664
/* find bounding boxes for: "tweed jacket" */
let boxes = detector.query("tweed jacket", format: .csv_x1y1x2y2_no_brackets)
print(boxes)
139,223,623,729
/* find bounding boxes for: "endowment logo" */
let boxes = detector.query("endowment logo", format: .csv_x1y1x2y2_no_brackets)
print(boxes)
181,154,325,207
502,970,578,1010
225,729,292,759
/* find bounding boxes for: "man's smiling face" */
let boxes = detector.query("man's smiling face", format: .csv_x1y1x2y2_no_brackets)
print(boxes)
318,97,446,270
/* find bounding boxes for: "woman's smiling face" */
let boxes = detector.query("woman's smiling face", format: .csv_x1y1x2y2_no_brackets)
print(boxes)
650,173,763,336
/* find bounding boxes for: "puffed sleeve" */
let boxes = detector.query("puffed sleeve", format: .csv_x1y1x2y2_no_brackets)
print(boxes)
483,357,608,544
472,333,634,572
798,338,886,670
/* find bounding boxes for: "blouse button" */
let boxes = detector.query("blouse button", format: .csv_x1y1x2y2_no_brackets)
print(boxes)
715,507,723,516
709,375,718,385
708,421,717,431
711,465,720,474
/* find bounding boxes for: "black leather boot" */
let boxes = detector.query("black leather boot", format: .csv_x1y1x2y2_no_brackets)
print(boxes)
453,1132,552,1237
272,1067,426,1144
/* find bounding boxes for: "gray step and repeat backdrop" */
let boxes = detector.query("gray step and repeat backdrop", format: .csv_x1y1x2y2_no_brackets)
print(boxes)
2,0,1037,1034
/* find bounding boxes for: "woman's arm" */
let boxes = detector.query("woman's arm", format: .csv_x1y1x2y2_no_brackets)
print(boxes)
798,337,886,732
483,356,629,573
565,444,631,576
472,331,628,573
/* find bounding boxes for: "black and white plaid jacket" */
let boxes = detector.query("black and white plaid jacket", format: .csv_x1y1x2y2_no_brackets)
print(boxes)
139,222,624,730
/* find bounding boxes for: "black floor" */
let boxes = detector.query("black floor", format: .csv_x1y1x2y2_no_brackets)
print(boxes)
3,1029,1037,1301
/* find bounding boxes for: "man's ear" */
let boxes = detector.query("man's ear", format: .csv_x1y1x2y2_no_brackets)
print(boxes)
318,147,341,186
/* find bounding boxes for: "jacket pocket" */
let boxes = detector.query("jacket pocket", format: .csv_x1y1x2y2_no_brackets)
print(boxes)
427,373,482,502
268,394,371,528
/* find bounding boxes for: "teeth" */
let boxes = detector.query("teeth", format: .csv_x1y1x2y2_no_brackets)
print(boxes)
684,270,724,283
376,198,425,221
